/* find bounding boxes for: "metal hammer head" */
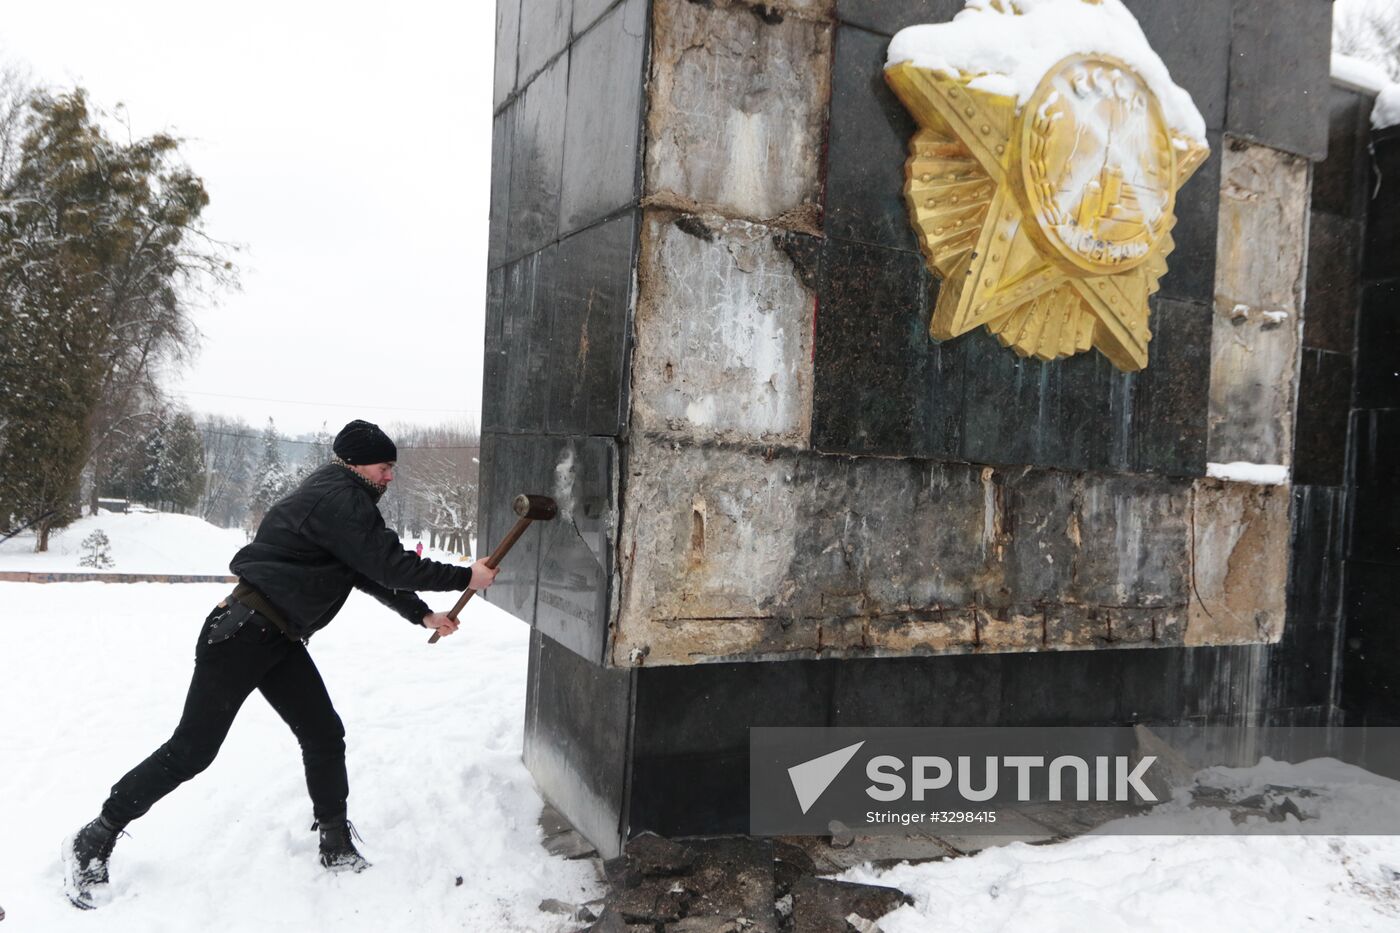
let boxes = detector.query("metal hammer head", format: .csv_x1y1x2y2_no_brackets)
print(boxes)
513,494,559,521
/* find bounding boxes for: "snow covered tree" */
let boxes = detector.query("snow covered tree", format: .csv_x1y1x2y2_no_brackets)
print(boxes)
1336,0,1400,80
0,85,234,550
289,424,333,485
153,411,205,512
78,528,113,569
247,419,291,528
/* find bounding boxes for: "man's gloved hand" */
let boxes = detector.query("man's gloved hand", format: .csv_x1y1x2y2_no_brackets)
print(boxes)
422,612,459,637
469,559,498,590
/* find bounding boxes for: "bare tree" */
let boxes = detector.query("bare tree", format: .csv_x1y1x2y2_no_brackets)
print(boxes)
380,422,480,553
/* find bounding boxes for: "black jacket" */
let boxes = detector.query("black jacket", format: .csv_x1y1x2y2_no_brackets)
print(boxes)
230,463,473,639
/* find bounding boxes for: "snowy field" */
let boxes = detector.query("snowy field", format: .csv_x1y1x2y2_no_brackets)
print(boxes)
0,582,600,932
0,510,470,575
0,511,249,575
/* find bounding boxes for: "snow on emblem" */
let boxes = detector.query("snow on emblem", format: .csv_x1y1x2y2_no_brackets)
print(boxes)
883,1,1210,371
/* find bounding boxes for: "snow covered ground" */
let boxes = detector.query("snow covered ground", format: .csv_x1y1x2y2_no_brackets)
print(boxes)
843,828,1400,932
0,582,600,932
0,511,249,575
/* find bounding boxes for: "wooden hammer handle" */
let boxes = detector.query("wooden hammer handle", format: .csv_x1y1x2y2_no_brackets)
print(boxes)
427,515,536,644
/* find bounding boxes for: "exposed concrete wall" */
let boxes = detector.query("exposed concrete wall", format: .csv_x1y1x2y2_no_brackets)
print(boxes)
631,212,815,445
1208,139,1310,467
1186,479,1290,646
611,435,1282,666
644,0,832,228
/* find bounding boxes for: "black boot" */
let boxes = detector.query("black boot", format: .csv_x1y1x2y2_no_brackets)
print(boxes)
314,818,370,873
62,816,125,910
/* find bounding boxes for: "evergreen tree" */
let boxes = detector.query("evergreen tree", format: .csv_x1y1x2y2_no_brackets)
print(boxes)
155,412,205,512
248,419,290,528
290,424,333,485
138,419,168,505
0,87,234,549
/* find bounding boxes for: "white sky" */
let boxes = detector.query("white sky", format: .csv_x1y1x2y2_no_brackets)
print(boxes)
1,0,496,438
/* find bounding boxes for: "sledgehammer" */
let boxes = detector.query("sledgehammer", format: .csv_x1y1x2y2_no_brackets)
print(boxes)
427,493,558,644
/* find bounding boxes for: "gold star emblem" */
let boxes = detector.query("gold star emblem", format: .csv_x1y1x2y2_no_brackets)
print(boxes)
886,55,1209,371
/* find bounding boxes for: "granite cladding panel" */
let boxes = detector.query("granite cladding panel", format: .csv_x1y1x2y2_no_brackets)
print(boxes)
488,108,513,271
517,0,571,85
1349,487,1400,566
1225,0,1331,160
813,256,1211,474
559,0,646,237
573,0,620,37
1155,129,1221,305
534,436,619,663
524,629,633,858
1351,409,1400,489
500,248,557,434
1304,211,1363,355
1131,298,1211,477
547,212,636,437
1364,130,1400,281
824,24,919,252
1355,281,1400,410
481,267,507,433
1265,614,1338,713
1313,85,1372,221
957,329,1124,473
1341,561,1400,720
627,751,752,837
479,432,553,626
1120,0,1231,132
1293,349,1353,488
632,661,835,760
494,0,521,110
834,0,962,35
811,237,939,456
1287,485,1348,631
507,53,568,262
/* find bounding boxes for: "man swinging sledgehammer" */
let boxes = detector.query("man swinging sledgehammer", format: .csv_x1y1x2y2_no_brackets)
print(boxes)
62,420,497,910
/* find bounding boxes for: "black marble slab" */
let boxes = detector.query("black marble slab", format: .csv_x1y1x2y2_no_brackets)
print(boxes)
824,24,919,252
1354,281,1400,410
1226,0,1331,160
534,435,618,663
507,53,569,261
1304,211,1363,356
518,0,571,86
548,212,637,438
1313,85,1373,221
494,0,521,110
560,0,647,237
1294,349,1354,488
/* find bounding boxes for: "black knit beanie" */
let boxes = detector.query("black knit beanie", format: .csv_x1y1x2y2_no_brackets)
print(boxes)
333,420,397,465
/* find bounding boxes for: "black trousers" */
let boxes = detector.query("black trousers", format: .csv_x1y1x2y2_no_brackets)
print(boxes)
101,603,348,827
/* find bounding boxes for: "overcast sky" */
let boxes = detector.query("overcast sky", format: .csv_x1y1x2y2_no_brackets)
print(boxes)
2,0,496,438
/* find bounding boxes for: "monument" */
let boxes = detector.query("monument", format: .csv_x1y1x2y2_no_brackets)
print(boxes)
480,0,1394,857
